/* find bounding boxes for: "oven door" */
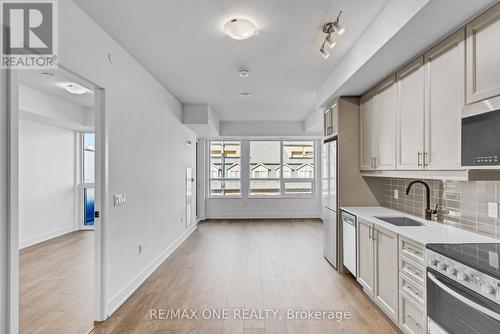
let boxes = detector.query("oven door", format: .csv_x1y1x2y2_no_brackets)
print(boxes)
427,268,500,334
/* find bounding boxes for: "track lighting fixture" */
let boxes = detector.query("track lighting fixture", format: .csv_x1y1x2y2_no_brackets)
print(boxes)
320,11,345,59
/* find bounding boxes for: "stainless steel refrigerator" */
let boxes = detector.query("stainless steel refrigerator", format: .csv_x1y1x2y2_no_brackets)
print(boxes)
322,138,337,268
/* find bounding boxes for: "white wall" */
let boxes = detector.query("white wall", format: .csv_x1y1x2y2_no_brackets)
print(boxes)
57,0,197,315
19,84,92,131
1,68,8,334
202,139,322,219
19,120,78,248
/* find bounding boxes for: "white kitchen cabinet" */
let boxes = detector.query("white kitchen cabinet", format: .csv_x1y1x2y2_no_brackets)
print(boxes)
360,91,376,170
374,76,397,170
397,57,425,170
374,226,399,322
466,2,500,104
357,219,374,296
323,103,338,137
424,29,464,170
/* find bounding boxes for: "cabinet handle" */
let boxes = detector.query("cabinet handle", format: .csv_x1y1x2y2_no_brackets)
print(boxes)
405,246,420,255
417,152,423,167
424,152,428,166
407,315,420,327
405,285,420,297
372,229,376,241
368,226,372,239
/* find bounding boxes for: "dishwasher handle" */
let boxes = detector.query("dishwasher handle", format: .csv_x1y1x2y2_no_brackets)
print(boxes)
342,212,356,226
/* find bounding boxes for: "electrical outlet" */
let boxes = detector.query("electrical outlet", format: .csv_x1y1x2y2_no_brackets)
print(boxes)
394,189,399,200
488,202,498,219
138,243,143,254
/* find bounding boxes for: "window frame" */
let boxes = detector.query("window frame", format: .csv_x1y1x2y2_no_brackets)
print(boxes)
208,140,242,198
248,139,316,198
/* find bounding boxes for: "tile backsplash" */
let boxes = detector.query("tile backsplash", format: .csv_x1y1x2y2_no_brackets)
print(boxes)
384,178,500,239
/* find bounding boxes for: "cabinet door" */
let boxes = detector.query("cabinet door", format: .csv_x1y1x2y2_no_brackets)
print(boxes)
374,76,397,170
357,219,374,296
425,29,464,170
360,91,375,170
374,227,398,322
466,3,500,104
397,57,425,170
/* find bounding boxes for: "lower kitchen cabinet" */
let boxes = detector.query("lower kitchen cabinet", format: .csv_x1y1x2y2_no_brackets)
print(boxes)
374,226,399,322
357,219,374,296
399,292,427,334
357,221,398,321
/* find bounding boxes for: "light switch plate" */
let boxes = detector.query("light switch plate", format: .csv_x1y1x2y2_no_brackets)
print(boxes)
394,189,399,200
488,202,498,219
114,193,127,206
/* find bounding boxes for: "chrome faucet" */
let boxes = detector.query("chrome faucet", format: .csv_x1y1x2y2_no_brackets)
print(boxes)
405,180,439,220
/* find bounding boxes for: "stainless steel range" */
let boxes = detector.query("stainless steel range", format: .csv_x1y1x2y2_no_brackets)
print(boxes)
426,243,500,334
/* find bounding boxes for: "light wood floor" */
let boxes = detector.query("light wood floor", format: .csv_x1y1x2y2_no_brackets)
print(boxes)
20,230,94,334
93,219,398,334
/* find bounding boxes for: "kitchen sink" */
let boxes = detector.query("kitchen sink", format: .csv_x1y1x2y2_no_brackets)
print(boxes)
374,216,424,227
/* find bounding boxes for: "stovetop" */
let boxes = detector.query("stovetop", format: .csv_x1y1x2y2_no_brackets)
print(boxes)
426,243,500,280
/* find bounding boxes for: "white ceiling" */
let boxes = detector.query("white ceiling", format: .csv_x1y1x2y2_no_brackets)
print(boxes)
73,0,390,122
18,69,95,108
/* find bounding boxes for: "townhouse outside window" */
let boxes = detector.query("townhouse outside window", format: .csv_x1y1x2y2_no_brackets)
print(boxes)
282,141,315,195
249,141,281,196
249,140,315,197
209,141,241,196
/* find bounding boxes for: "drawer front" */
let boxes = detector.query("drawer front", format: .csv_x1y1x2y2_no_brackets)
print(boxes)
399,292,426,334
399,237,425,265
399,273,426,308
399,255,426,287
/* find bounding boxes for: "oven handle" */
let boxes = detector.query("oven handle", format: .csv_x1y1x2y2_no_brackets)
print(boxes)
428,272,500,322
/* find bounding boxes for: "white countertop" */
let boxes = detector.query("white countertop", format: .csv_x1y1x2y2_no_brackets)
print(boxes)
340,206,500,245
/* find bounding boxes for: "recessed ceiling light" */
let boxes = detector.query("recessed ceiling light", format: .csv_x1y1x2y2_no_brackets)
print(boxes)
224,18,257,40
240,92,252,97
238,68,249,77
63,82,89,95
41,72,55,79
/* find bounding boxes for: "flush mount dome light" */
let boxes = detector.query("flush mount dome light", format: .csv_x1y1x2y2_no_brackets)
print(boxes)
63,82,89,95
240,92,252,97
224,18,257,40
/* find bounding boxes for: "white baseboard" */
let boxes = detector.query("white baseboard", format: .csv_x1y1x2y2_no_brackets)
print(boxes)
19,225,75,249
106,223,198,316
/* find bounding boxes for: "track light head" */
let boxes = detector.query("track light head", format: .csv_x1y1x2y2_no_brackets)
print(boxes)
320,42,330,59
325,33,337,49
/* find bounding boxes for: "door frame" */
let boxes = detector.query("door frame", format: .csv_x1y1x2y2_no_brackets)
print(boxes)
6,64,108,333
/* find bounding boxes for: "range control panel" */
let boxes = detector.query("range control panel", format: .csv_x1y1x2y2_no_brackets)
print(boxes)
426,249,500,304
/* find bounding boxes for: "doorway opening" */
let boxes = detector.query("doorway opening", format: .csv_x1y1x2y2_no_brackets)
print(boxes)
7,66,106,333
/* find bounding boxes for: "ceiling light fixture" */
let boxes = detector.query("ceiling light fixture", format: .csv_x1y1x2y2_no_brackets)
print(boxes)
320,11,345,59
224,18,257,40
41,72,55,79
238,68,249,77
63,82,89,95
240,92,252,97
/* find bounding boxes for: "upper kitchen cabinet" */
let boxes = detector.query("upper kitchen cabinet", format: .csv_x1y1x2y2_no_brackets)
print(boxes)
397,57,425,170
466,3,500,104
360,91,376,170
424,29,464,170
374,76,397,170
324,103,338,138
